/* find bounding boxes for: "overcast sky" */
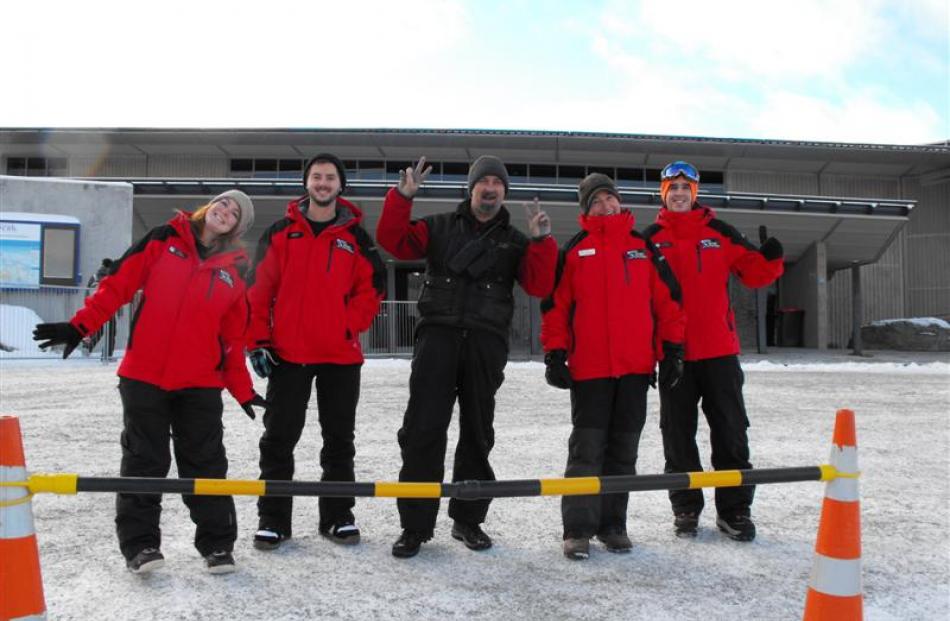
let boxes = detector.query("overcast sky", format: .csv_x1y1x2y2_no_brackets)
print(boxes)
4,0,947,145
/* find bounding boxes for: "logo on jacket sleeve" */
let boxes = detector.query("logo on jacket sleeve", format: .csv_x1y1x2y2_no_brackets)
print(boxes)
335,238,355,254
699,238,721,250
625,249,647,260
168,245,188,259
217,270,234,288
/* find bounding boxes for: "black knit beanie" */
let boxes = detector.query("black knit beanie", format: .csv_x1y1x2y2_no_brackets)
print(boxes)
303,153,347,192
578,173,620,213
467,155,509,195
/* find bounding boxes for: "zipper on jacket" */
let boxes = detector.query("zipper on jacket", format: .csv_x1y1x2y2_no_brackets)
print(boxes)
696,244,703,273
623,254,631,285
206,271,216,299
326,242,336,272
343,293,352,340
216,336,225,370
127,295,145,351
568,302,577,354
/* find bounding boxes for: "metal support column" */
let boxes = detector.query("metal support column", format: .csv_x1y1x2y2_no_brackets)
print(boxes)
850,264,863,356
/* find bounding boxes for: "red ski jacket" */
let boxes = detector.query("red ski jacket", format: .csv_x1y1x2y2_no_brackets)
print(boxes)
541,211,685,380
70,213,254,404
246,197,385,365
644,205,784,361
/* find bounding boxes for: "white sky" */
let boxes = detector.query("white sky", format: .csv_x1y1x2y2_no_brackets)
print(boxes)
3,0,948,145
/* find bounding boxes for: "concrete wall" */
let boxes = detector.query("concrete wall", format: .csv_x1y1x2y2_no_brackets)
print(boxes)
1,176,133,283
780,241,827,349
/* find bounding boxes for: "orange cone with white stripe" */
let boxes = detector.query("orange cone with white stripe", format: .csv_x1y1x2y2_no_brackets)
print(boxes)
0,416,47,621
803,408,862,620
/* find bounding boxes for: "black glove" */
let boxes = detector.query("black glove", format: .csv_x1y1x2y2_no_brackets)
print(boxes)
658,342,684,390
33,322,83,359
759,237,783,261
544,349,572,390
249,348,277,378
240,393,269,420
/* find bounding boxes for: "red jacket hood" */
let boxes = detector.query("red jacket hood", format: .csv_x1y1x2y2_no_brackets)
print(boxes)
285,196,364,229
579,209,635,235
657,203,715,234
169,212,249,270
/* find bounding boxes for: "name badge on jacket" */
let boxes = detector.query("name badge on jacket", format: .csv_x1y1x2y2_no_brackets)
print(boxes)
578,248,596,257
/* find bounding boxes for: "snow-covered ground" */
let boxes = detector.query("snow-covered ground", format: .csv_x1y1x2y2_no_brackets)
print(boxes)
1,356,948,620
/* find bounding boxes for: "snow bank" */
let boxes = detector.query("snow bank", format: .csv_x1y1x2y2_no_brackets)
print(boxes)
870,317,950,329
743,360,950,374
0,304,48,356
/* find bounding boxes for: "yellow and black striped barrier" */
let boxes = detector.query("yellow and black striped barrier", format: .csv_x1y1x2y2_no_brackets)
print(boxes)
5,465,854,500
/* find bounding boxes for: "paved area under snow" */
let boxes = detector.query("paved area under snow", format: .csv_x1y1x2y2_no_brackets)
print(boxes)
0,354,947,620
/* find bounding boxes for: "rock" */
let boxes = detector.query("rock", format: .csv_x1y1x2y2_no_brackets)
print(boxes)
860,318,950,352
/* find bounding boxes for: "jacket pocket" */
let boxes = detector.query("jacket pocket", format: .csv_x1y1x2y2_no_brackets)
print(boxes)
470,281,514,329
127,295,146,351
417,277,456,317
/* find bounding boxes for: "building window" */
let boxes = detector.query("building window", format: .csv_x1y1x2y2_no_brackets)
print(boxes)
5,157,68,177
558,165,586,184
529,164,556,182
507,163,528,182
442,161,468,180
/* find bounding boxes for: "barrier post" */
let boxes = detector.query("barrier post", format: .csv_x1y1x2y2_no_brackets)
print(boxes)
803,408,862,620
0,416,47,621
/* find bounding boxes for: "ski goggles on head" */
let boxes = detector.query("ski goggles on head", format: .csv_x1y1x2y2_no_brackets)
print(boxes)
660,161,700,183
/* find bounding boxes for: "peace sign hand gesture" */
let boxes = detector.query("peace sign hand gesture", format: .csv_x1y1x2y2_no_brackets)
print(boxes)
398,156,433,199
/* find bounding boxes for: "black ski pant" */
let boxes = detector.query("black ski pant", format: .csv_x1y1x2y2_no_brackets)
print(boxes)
115,378,236,560
257,361,361,536
659,354,754,518
397,325,507,536
562,374,649,539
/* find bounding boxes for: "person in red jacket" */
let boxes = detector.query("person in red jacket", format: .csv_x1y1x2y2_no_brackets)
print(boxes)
542,173,686,560
377,156,557,558
33,190,263,575
643,161,784,542
246,153,385,551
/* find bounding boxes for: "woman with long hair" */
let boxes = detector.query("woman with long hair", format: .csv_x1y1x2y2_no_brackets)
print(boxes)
34,190,266,575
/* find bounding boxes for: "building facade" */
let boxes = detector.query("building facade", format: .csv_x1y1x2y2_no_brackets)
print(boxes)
2,128,948,356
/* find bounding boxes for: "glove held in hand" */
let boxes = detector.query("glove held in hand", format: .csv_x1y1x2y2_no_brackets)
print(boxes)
544,349,572,390
249,348,277,378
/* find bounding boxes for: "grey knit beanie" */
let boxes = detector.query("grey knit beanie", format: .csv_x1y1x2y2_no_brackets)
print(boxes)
577,173,620,213
210,189,255,237
467,155,510,195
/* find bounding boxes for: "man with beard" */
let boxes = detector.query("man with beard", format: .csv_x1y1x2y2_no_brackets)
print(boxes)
246,153,386,551
377,155,557,558
643,160,784,542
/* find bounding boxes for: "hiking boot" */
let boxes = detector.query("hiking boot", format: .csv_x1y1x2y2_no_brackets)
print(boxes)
596,530,633,553
674,512,699,538
716,514,756,542
562,537,590,560
126,547,164,574
204,550,236,574
392,530,429,559
450,521,493,551
320,522,361,545
253,528,288,551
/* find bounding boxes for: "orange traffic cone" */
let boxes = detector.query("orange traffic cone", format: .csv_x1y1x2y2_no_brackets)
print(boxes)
0,415,47,621
803,408,862,620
